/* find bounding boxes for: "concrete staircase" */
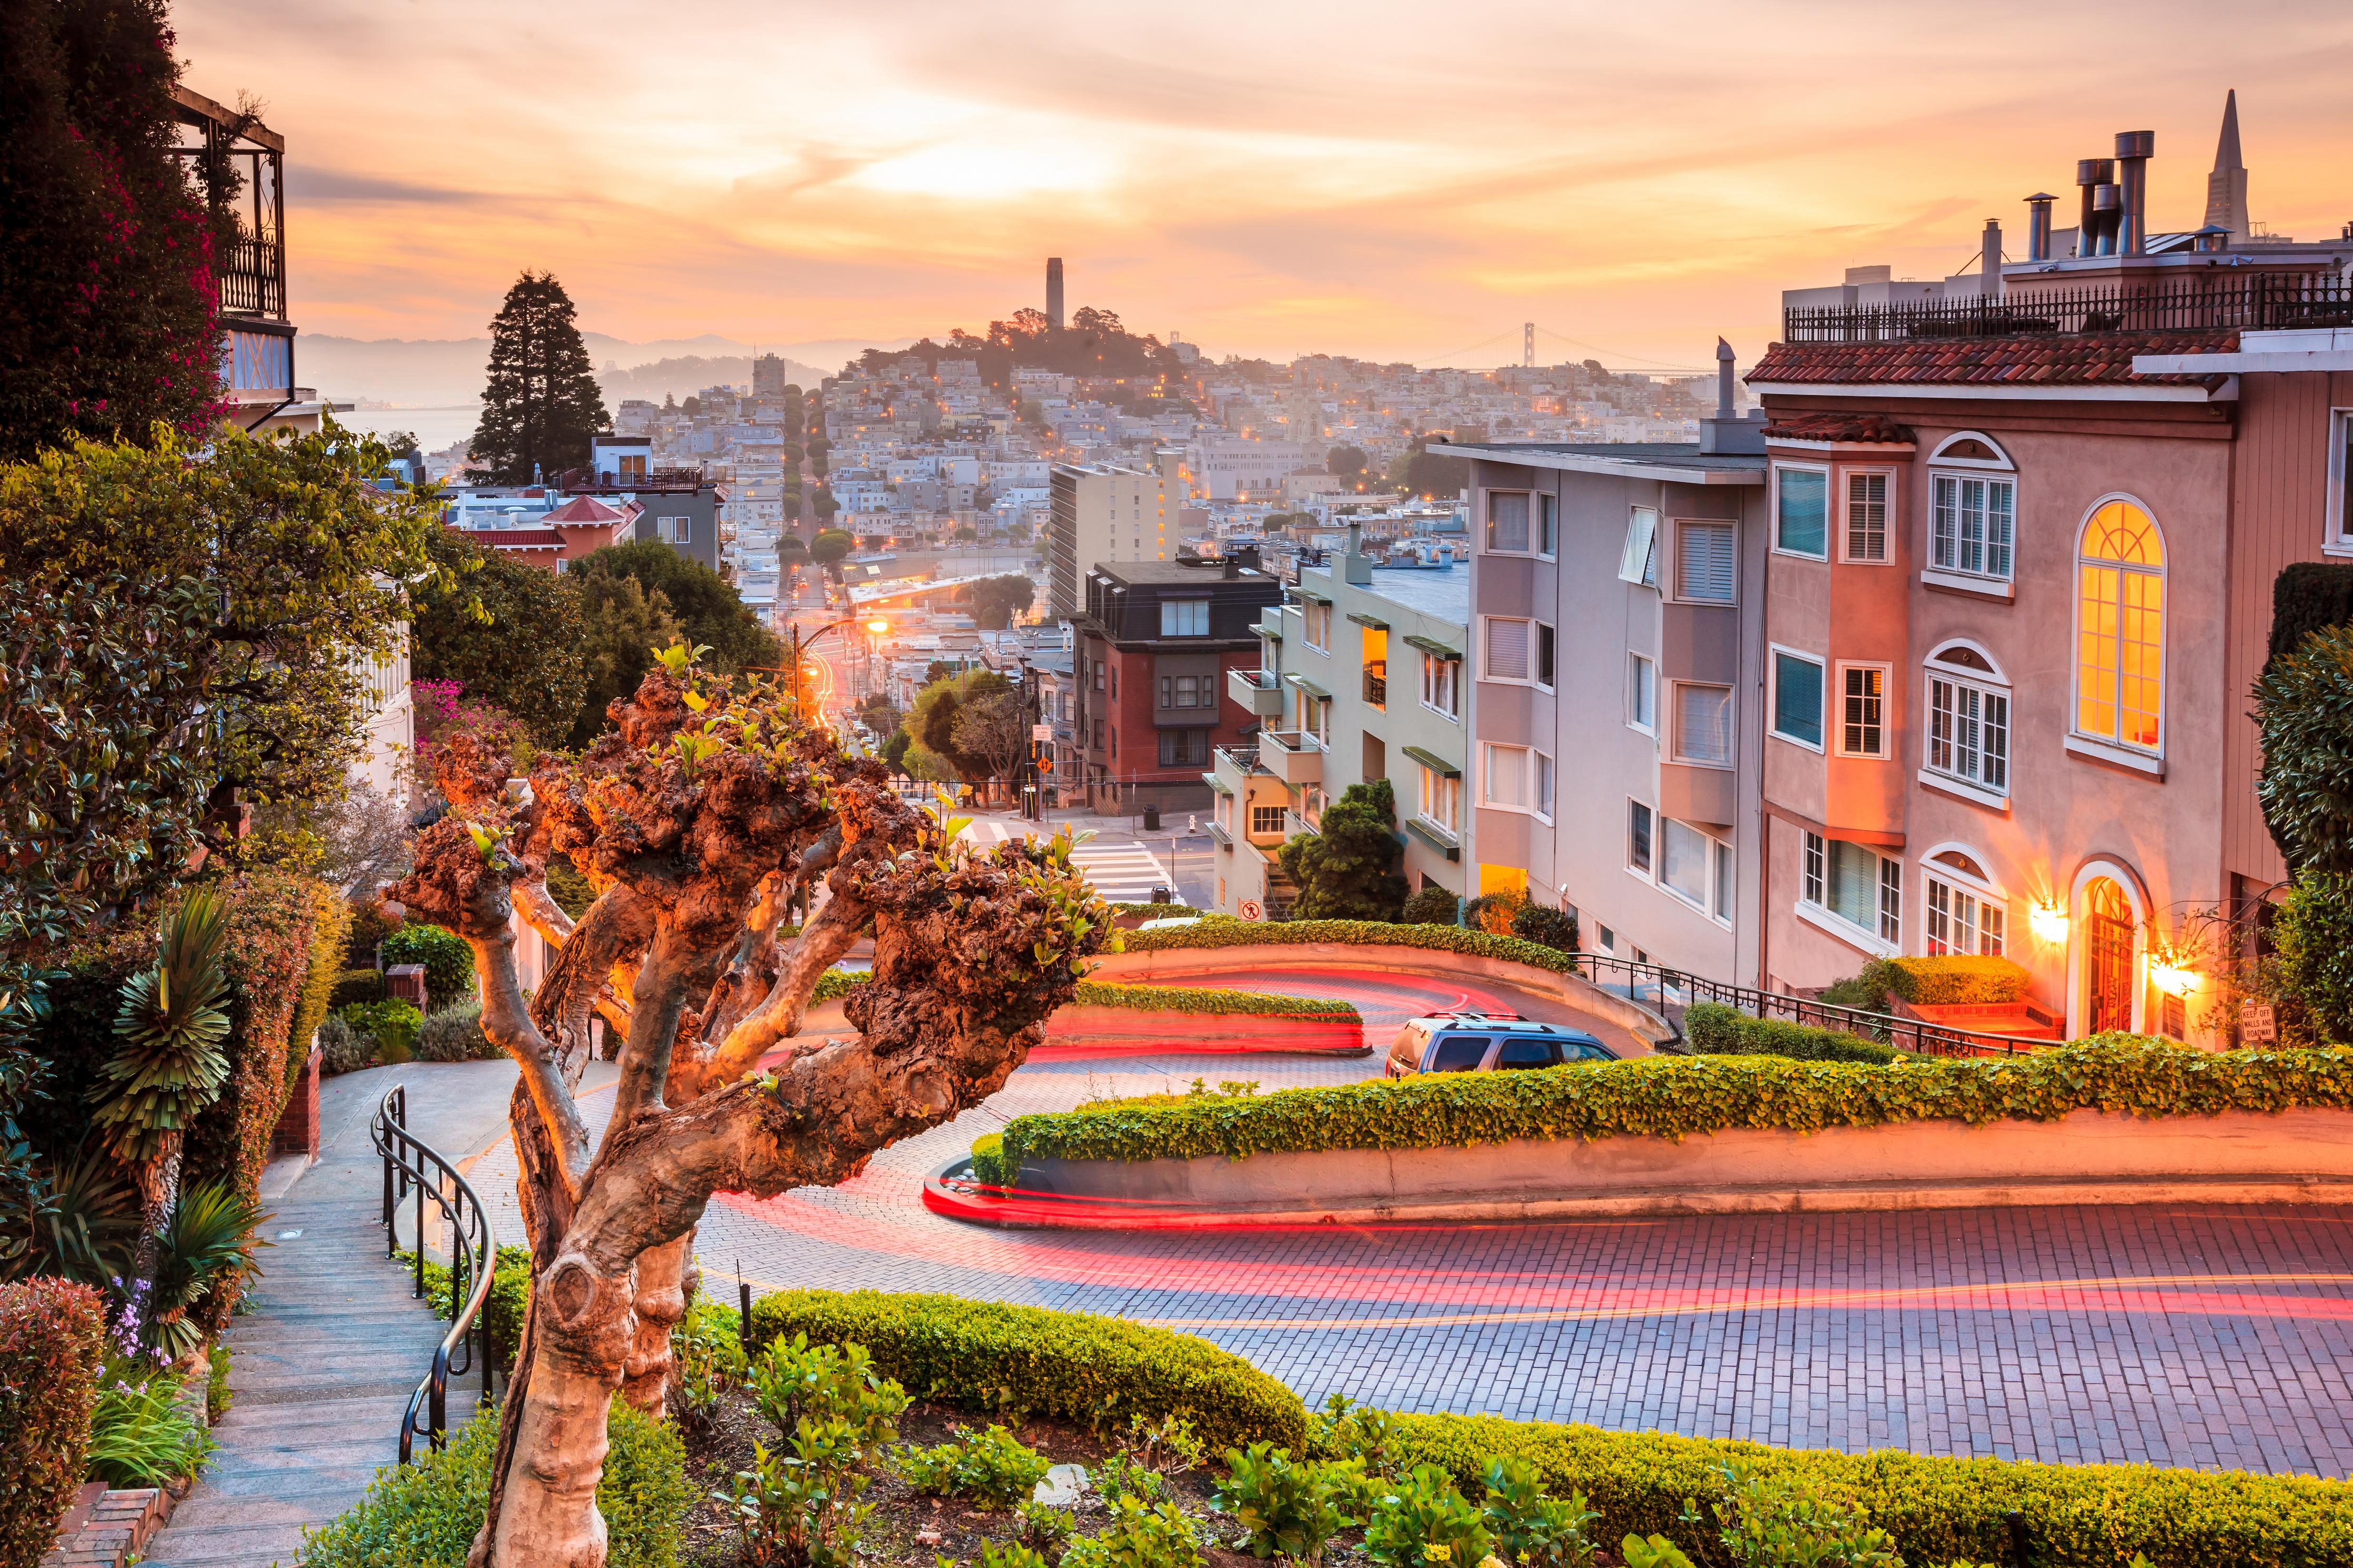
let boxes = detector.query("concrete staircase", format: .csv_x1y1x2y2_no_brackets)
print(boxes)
138,1197,485,1566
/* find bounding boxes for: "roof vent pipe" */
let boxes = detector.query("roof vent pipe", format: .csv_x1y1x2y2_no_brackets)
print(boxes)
1980,219,2005,300
2115,130,2155,256
2075,159,2114,256
2091,183,2123,256
2025,194,2055,262
1715,337,1736,421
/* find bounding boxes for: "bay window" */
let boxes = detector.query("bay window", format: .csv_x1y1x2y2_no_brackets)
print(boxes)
1801,831,1901,947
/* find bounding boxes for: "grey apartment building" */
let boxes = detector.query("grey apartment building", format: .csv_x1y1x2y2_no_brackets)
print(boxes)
1446,396,1769,980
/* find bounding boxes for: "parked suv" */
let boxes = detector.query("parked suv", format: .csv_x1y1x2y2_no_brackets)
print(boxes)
1384,1010,1617,1077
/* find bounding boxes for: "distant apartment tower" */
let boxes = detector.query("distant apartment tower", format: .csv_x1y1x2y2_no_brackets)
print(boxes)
1050,463,1168,618
1046,257,1065,330
752,352,790,397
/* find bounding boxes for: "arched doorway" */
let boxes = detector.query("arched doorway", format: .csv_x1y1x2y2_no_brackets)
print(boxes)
2083,877,2135,1035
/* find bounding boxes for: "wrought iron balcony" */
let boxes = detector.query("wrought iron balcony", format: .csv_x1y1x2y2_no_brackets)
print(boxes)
1783,272,2353,345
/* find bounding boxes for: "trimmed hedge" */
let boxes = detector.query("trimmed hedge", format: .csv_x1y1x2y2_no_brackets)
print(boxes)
1120,918,1578,975
808,969,1358,1019
409,1246,532,1367
328,966,384,1012
1681,1002,1895,1065
0,1279,106,1568
298,1396,690,1568
746,1289,1305,1454
997,1037,2353,1167
2268,559,2353,662
1387,1412,2353,1568
287,886,354,1094
1879,955,2030,1006
382,922,476,1012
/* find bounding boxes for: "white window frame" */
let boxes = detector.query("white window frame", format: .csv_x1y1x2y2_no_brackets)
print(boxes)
1302,600,1332,652
1617,507,1660,586
1843,468,1894,564
1481,616,1535,685
1797,829,1902,955
1481,742,1535,813
1534,621,1556,692
2069,492,2167,765
1627,653,1656,735
1626,798,1654,876
1160,598,1210,637
1249,802,1286,836
1668,681,1734,769
1654,816,1730,926
1536,491,1558,559
1420,651,1461,720
1671,518,1737,604
1768,644,1827,754
1771,461,1831,561
1484,489,1534,554
1919,844,2008,958
1920,640,2012,808
1416,764,1461,833
1534,751,1555,824
1835,661,1891,759
2329,408,2353,555
1923,431,2017,592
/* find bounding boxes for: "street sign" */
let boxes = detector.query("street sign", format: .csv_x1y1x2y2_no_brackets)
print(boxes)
1239,899,1264,922
2240,1001,2277,1044
1031,724,1052,742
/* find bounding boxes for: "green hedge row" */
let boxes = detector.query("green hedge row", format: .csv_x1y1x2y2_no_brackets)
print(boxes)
998,1037,2353,1167
1681,1002,1895,1065
1389,1412,2353,1567
407,1246,532,1368
746,1289,1305,1454
1119,917,1578,974
0,1279,106,1568
298,1397,690,1568
807,968,1356,1018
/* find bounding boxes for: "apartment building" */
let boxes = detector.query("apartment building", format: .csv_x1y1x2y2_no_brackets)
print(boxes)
1742,110,2352,1044
1213,530,1471,919
1071,559,1284,814
1049,463,1171,617
1445,361,1771,978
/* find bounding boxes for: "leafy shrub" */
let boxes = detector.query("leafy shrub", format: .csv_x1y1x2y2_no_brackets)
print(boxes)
1091,1449,1174,1507
1511,904,1578,954
408,1245,532,1367
415,1004,500,1063
1481,1456,1599,1568
380,922,476,1011
1680,1004,1895,1066
811,968,869,1004
1061,1495,1203,1568
717,1421,877,1568
1213,1443,1369,1566
1877,956,2030,1007
316,1015,374,1076
207,1343,233,1424
970,1133,1011,1189
997,1038,2353,1169
339,999,422,1061
146,1179,270,1361
749,1334,906,1453
288,888,355,1093
1464,887,1528,937
2271,870,2353,1044
1072,982,1357,1018
1362,1463,1492,1568
671,1300,748,1438
1680,1459,1896,1567
896,1424,1051,1510
747,1290,1306,1454
86,1358,214,1486
300,1397,690,1568
1306,1394,1401,1476
2256,619,2353,874
0,1279,105,1567
1120,919,1580,976
1018,1502,1075,1558
1399,887,1461,926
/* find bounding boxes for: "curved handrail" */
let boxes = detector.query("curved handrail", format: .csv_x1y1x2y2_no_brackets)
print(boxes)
372,1084,498,1463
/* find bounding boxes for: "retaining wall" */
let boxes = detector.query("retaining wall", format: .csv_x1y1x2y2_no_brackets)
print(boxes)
1042,1004,1366,1056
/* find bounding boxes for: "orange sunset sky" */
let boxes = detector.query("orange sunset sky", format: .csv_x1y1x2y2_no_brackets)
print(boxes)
177,0,2353,368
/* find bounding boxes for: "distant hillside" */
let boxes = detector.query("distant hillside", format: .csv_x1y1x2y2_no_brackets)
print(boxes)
304,333,902,407
600,353,826,406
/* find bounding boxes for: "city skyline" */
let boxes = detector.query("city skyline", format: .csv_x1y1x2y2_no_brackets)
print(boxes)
178,0,2353,368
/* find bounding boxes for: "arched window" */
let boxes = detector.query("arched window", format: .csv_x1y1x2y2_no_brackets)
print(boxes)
1923,641,2010,799
2075,499,2165,752
1928,433,2016,583
1919,844,2006,956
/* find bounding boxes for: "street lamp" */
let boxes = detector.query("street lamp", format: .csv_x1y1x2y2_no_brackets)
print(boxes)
763,613,888,719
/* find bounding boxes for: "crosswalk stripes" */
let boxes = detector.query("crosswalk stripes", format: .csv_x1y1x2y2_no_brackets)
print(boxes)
1067,841,1181,904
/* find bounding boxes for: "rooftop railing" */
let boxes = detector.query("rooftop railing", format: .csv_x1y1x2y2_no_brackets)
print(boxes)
1782,271,2353,345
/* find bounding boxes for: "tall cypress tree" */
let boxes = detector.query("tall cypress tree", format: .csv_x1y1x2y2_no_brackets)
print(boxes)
467,271,609,483
0,0,233,461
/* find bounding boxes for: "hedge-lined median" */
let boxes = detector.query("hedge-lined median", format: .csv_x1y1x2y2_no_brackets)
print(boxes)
809,968,1357,1019
1118,917,1581,974
996,1037,2353,1167
746,1288,1305,1454
1681,1002,1895,1065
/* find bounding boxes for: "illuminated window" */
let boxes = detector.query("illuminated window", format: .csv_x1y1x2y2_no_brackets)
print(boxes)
2075,500,2165,752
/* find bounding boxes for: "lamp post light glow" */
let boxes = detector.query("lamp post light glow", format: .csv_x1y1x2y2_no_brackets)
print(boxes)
2029,901,2070,944
2148,958,2201,998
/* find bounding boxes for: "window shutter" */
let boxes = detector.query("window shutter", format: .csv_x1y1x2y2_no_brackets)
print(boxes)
1676,685,1731,764
1485,618,1531,681
1676,522,1734,602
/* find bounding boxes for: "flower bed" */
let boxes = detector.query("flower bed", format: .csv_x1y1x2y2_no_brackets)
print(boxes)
996,1038,2353,1168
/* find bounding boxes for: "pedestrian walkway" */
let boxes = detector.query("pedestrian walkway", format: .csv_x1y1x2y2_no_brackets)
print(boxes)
962,815,1194,904
140,1060,523,1567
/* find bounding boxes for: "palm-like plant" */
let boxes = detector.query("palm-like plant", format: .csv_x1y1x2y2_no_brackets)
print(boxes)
147,1179,270,1360
92,889,234,1286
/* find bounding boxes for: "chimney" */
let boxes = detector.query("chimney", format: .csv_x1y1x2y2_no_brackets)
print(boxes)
2075,158,2114,256
1980,219,2004,300
1714,336,1736,421
1344,521,1372,586
2025,194,2056,262
2091,181,2123,256
2115,130,2155,256
1221,553,1240,580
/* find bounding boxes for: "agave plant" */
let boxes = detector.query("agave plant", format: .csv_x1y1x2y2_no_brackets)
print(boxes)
0,1142,142,1287
92,889,235,1281
146,1179,270,1360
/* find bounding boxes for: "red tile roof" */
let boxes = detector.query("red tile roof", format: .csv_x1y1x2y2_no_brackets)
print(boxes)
461,528,566,549
1749,329,2238,390
543,494,627,525
1764,413,1916,444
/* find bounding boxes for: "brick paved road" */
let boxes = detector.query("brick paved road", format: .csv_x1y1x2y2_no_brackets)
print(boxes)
469,964,2353,1478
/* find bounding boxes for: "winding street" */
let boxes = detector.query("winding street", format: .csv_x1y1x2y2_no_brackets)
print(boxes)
464,963,2353,1478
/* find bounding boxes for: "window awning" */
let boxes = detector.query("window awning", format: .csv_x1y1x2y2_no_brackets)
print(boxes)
1296,589,1333,605
1403,634,1462,659
1404,818,1462,860
1347,612,1391,630
1255,624,1283,640
1203,775,1234,796
1402,745,1461,777
1284,674,1330,699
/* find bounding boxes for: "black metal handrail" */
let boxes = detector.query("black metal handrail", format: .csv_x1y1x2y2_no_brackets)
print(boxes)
374,1084,498,1463
1557,950,2051,1058
1783,271,2353,344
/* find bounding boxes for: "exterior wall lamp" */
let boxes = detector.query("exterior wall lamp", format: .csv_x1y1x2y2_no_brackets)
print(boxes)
2148,957,2201,997
2029,902,2070,944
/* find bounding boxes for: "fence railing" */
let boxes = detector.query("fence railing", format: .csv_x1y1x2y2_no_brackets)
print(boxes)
218,231,287,320
374,1084,498,1462
1559,951,2050,1058
1783,272,2353,344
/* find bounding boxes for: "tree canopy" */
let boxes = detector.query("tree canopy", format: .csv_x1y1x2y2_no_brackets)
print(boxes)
1326,444,1368,479
0,0,235,461
567,568,681,749
411,528,590,745
810,529,854,566
1278,778,1407,920
964,574,1035,631
2256,621,2353,875
566,539,780,681
468,271,610,483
